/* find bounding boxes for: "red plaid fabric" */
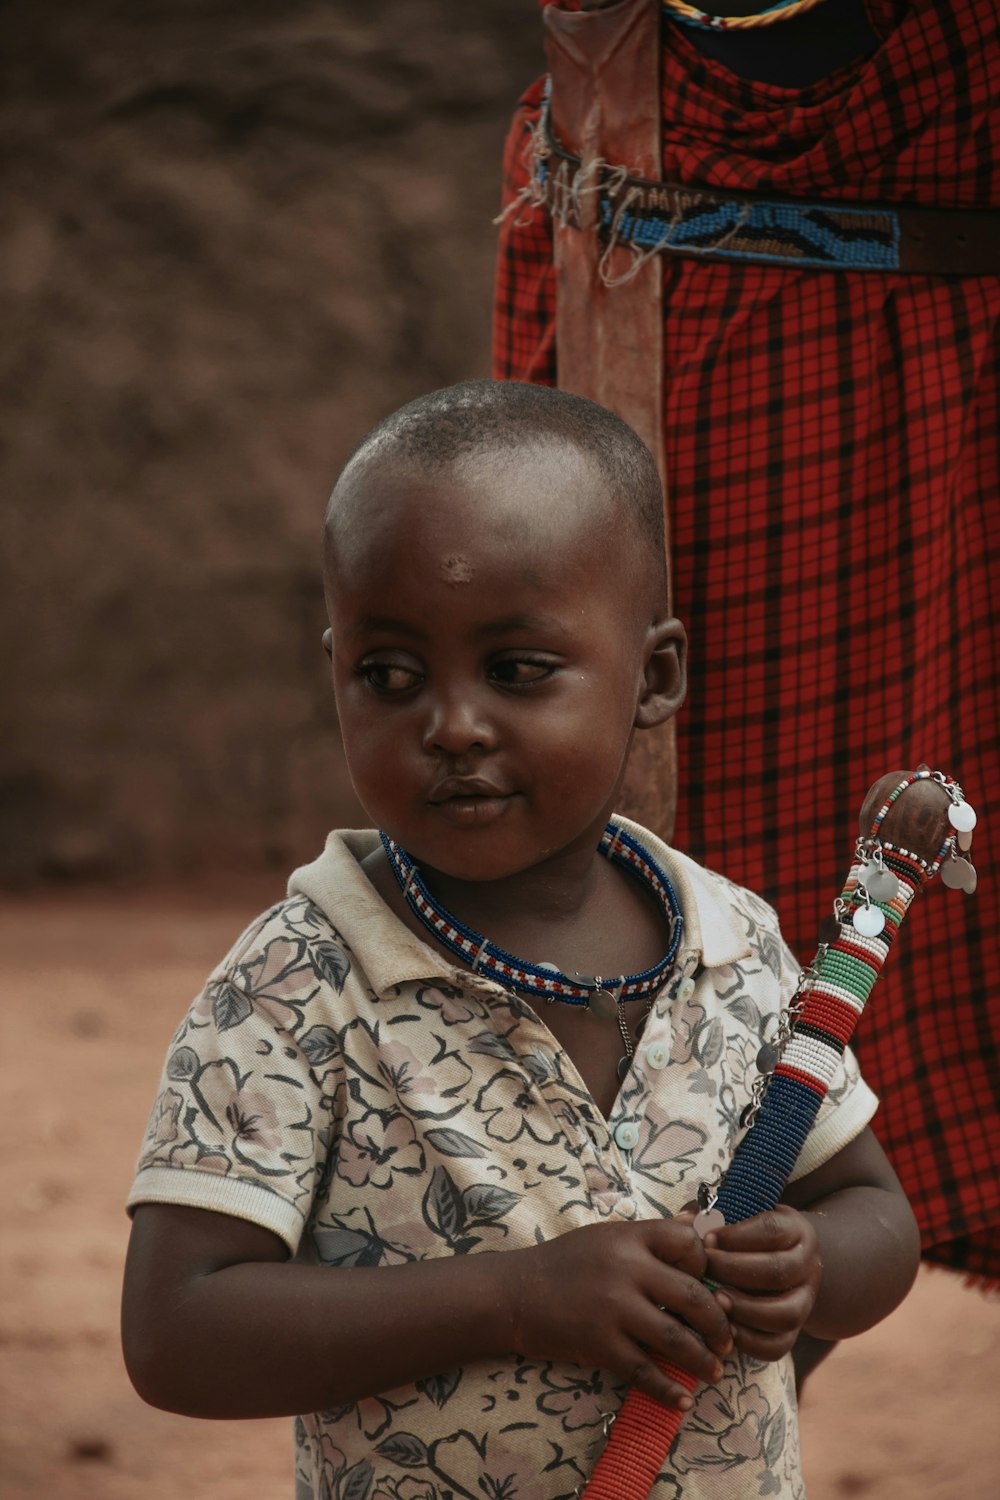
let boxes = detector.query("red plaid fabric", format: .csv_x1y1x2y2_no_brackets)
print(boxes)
494,0,1000,1282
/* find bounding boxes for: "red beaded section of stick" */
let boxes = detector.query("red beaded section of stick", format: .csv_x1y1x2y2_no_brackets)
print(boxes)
582,1366,694,1500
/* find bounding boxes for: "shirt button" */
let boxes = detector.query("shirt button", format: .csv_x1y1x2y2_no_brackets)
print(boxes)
677,976,697,1002
613,1120,640,1152
644,1042,669,1071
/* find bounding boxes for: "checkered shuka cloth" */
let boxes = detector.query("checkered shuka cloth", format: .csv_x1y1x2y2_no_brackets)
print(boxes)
494,0,999,1284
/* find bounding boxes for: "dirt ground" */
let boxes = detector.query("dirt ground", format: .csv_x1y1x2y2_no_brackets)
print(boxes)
2,884,997,1499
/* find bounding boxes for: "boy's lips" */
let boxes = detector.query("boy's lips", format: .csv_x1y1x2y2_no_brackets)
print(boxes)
426,777,515,827
427,776,511,804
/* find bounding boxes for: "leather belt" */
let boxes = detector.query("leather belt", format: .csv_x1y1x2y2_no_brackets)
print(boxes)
537,95,1000,277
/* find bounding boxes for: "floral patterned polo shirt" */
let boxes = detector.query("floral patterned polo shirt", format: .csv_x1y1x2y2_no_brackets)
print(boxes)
129,817,877,1500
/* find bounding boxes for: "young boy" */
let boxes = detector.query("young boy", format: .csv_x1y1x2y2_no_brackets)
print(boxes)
122,381,920,1500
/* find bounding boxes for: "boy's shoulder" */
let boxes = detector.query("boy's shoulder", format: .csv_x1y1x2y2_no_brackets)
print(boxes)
617,816,790,969
204,828,456,1011
207,890,357,999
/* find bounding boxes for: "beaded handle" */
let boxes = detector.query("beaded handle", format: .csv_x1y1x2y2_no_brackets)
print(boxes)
581,769,978,1500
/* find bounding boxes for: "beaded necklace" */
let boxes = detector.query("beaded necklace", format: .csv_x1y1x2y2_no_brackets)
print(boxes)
662,0,830,31
380,821,684,1075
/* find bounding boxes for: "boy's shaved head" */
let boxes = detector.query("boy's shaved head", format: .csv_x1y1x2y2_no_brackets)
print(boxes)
325,380,667,599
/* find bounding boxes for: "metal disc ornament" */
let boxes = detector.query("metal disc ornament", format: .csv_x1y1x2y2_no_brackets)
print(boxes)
948,800,977,833
818,913,841,946
756,1041,781,1074
616,1055,632,1081
942,856,977,893
958,827,974,851
853,903,886,937
589,988,619,1021
693,1208,725,1239
863,865,898,902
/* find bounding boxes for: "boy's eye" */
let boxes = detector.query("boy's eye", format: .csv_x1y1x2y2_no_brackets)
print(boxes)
488,656,558,687
357,660,423,694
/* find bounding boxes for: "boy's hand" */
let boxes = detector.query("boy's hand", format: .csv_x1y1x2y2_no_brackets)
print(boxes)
506,1218,734,1410
702,1206,822,1362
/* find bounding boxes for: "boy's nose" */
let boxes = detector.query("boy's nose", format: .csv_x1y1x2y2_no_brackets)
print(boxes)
421,692,496,756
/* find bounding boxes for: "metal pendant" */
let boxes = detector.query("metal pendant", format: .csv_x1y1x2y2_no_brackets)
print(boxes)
565,970,595,987
957,827,974,852
942,856,977,894
863,864,898,902
818,914,841,946
948,800,977,834
616,1054,632,1081
756,1041,781,1074
589,988,619,1022
694,1208,725,1239
853,903,886,938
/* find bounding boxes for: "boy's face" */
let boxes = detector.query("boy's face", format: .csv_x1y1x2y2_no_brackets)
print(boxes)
324,441,684,884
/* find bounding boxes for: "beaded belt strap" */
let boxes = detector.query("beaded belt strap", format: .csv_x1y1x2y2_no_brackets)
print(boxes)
581,768,979,1500
532,95,1000,277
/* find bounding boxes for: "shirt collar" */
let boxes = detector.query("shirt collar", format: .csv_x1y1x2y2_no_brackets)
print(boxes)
287,817,751,997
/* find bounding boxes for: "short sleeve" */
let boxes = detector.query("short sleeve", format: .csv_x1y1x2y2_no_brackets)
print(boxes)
127,897,348,1253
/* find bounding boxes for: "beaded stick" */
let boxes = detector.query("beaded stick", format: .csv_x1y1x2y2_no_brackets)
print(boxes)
581,769,978,1500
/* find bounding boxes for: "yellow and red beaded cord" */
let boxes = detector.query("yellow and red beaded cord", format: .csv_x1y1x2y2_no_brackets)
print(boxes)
581,770,976,1500
662,0,830,30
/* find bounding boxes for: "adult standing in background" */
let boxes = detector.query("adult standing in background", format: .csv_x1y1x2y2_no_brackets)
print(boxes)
494,0,999,1308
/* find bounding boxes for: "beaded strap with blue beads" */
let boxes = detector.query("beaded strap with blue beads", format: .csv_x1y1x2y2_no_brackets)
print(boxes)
380,821,683,1004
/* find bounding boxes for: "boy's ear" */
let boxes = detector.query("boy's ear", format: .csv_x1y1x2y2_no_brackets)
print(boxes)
634,616,687,729
322,627,333,658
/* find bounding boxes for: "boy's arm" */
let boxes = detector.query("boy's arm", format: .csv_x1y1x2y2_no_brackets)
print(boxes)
703,1126,921,1360
122,1203,733,1419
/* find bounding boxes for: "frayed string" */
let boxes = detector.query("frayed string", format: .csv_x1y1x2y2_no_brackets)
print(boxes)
495,88,757,287
598,184,661,287
493,109,556,229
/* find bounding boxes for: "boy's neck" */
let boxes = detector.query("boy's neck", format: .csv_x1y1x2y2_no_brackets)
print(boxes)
424,844,607,937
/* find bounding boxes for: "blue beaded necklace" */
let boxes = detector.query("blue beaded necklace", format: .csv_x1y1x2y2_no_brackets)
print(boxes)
379,820,684,1009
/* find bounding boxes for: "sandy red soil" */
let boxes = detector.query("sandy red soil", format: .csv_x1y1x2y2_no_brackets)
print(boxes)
2,885,997,1499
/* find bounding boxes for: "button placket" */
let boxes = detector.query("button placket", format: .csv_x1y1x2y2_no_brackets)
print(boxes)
496,991,614,1172
644,1040,669,1070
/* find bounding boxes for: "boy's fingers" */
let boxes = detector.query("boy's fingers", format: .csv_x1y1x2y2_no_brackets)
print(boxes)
646,1265,733,1357
613,1340,698,1411
708,1210,801,1253
720,1288,811,1334
705,1246,804,1292
731,1323,796,1362
647,1220,707,1279
630,1303,728,1385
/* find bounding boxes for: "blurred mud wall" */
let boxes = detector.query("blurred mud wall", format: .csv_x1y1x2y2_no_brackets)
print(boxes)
1,0,542,883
